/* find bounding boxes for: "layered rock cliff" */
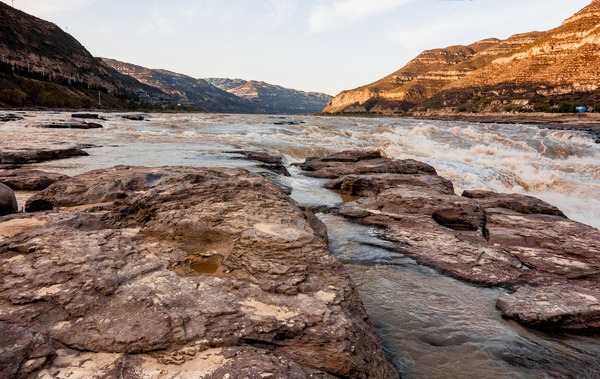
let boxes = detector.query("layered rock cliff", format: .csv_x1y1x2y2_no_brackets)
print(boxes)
324,0,600,114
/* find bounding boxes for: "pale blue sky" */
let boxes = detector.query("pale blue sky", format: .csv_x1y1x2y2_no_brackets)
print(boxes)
3,0,593,95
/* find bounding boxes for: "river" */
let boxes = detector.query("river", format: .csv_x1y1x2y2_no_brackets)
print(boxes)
2,112,599,378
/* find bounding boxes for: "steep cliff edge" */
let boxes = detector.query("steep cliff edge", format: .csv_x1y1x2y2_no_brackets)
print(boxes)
324,0,600,114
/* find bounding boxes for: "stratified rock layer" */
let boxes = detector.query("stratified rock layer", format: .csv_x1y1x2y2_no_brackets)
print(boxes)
302,150,600,330
0,165,397,378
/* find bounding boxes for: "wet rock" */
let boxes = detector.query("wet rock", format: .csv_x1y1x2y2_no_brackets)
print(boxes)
226,150,290,176
0,183,18,216
462,190,566,218
121,114,146,121
326,173,455,197
300,149,437,178
496,282,600,329
0,147,88,164
71,113,106,120
0,322,55,378
2,166,397,378
0,113,24,122
305,150,600,329
0,169,69,190
42,122,102,129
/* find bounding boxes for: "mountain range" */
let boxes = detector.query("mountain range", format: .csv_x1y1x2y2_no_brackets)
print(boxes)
324,0,600,114
101,59,332,114
0,2,331,114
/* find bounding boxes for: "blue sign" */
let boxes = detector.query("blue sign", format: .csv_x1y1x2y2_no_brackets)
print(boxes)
576,106,586,113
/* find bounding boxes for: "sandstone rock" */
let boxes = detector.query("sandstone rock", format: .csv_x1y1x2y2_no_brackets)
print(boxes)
462,190,566,218
41,122,102,129
300,149,437,178
0,169,69,190
0,322,55,378
0,147,88,164
0,113,24,122
121,114,146,121
496,282,600,329
0,182,18,216
326,173,454,197
306,151,600,329
2,166,397,378
71,113,106,120
226,150,290,176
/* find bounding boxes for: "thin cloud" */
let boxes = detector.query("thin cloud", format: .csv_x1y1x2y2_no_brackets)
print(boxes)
8,0,94,16
268,0,298,27
309,0,414,34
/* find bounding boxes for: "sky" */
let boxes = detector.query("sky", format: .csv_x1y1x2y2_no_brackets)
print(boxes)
2,0,593,95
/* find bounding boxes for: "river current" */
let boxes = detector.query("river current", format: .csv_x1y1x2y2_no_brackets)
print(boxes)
2,112,599,378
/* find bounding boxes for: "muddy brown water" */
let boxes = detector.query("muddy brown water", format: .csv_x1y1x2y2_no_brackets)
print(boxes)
2,112,599,378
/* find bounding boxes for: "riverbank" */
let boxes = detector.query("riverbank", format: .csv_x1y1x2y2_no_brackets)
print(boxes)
409,112,600,132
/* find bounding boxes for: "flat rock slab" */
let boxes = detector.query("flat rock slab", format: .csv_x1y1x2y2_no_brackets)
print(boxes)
1,166,397,378
305,151,600,330
41,122,102,129
0,147,88,164
300,149,437,178
496,282,600,329
0,169,69,190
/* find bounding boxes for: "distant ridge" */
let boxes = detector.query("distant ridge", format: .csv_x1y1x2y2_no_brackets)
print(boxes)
324,0,600,114
205,78,332,114
103,60,332,114
0,2,168,108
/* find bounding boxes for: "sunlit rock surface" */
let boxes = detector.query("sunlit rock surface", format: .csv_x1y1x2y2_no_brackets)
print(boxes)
0,166,397,378
303,150,600,329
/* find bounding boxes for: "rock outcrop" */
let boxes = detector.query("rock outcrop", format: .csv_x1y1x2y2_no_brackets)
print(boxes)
323,0,600,114
0,147,88,165
0,182,17,215
0,169,69,190
301,150,600,330
0,165,397,378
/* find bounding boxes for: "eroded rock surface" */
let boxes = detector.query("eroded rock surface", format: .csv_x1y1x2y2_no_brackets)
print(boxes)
300,149,437,178
0,322,55,379
302,150,600,330
226,150,290,176
0,169,69,190
0,147,88,164
1,165,397,378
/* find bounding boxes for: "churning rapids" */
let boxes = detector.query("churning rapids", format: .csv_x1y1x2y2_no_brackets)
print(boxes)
2,112,600,378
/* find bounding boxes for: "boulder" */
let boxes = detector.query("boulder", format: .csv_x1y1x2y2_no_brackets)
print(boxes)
462,190,566,218
305,151,600,329
2,166,397,378
0,182,18,216
0,169,69,190
226,150,290,176
0,322,55,378
0,147,88,164
300,149,437,178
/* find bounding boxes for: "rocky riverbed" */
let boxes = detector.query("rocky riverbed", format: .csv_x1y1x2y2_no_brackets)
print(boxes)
0,164,396,378
1,111,599,378
300,150,600,330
